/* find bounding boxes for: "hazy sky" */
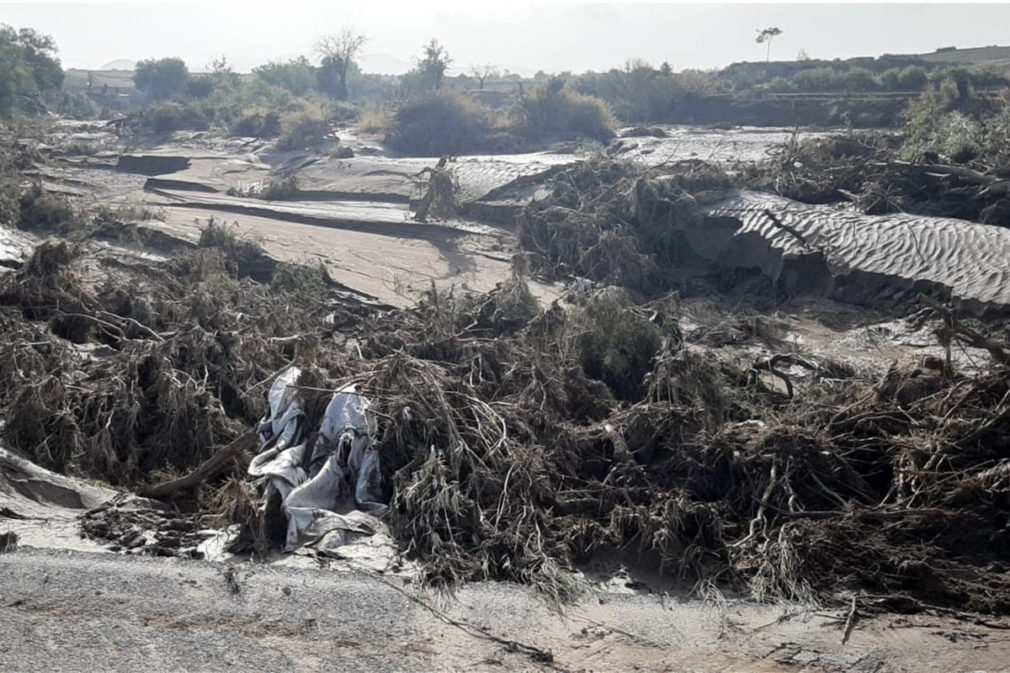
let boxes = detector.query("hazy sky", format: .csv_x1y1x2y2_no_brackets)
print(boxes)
3,2,1009,75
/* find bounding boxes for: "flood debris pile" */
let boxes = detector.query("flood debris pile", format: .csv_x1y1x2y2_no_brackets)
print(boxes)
517,157,733,294
3,228,1009,614
0,238,356,487
310,282,1008,613
742,131,1010,227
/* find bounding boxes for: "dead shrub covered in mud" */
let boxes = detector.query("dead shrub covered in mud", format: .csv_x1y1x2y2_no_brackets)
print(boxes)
331,272,1010,613
518,157,731,293
570,288,662,401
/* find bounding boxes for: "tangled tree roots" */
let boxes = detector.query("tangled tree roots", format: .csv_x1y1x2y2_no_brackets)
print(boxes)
349,278,1010,613
412,160,459,222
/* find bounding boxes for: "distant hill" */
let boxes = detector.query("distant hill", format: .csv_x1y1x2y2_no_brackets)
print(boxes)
901,45,1010,66
99,59,137,71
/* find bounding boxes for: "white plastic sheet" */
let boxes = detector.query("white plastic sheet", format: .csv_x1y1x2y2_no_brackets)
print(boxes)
249,368,388,552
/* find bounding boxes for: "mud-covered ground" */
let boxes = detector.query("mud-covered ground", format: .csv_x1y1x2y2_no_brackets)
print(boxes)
32,122,825,307
4,546,1008,673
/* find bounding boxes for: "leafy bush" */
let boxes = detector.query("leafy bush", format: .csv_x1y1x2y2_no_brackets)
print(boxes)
254,58,316,96
901,93,983,162
0,24,64,115
357,102,392,134
134,57,189,100
277,104,332,151
898,66,928,90
56,90,101,119
520,80,617,143
327,100,359,123
386,90,497,155
790,67,837,92
387,83,616,155
572,63,716,123
135,101,210,133
230,107,282,138
838,67,878,92
186,75,215,99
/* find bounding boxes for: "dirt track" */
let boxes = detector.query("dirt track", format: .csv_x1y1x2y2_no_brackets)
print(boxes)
3,546,1009,673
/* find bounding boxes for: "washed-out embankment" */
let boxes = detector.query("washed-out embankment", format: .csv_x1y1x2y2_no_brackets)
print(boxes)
88,131,1010,318
697,191,1010,316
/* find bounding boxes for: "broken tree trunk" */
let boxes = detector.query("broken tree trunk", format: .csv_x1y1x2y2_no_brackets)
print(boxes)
138,430,259,500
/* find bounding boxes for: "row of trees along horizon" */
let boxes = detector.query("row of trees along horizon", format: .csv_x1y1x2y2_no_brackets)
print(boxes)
4,22,1010,157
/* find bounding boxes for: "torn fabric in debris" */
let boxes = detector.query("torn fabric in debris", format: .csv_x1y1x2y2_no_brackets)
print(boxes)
249,367,388,552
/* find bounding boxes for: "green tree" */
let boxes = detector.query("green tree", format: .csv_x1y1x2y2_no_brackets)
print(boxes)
253,57,316,96
756,27,783,63
0,24,64,115
415,39,452,91
315,29,367,100
898,66,928,90
134,57,189,100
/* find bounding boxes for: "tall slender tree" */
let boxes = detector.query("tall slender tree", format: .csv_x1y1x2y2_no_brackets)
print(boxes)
756,27,783,63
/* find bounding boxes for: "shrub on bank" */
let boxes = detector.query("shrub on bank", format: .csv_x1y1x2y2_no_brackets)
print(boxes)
277,107,331,151
230,107,282,138
357,102,393,135
519,81,618,143
273,99,358,151
386,90,498,156
18,184,75,232
385,86,616,156
135,101,211,134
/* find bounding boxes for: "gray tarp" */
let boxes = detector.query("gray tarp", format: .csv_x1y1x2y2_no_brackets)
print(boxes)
249,368,388,553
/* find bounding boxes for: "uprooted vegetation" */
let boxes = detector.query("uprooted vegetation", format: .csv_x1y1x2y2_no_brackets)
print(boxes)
739,92,1010,227
2,213,1010,614
518,157,733,294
